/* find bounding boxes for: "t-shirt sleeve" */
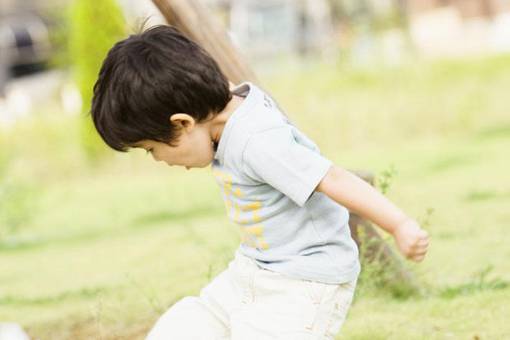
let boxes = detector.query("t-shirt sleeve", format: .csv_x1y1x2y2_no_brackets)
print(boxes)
242,126,332,207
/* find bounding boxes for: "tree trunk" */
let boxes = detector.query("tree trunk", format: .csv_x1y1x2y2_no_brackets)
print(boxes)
151,0,257,85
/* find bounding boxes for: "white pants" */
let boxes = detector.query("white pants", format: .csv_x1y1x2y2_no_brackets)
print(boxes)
146,249,357,340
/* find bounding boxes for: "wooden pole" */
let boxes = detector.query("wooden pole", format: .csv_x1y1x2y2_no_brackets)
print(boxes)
348,172,420,290
151,0,257,85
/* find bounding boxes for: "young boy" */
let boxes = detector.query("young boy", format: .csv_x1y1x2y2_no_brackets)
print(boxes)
91,25,429,339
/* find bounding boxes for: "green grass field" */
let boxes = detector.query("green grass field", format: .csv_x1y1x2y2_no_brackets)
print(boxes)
1,55,509,339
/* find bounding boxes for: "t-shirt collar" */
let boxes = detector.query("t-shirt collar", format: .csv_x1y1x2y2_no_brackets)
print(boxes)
213,81,261,164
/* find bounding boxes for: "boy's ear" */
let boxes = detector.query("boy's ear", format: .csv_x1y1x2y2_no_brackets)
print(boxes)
170,113,196,132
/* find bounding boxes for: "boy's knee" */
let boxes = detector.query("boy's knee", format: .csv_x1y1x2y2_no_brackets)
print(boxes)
146,297,198,339
146,296,228,340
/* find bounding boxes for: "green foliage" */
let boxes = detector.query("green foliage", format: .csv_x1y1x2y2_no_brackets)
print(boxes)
375,164,398,195
419,207,435,230
355,226,422,300
68,0,126,162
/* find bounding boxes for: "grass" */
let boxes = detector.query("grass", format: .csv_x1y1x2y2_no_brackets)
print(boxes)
1,55,510,339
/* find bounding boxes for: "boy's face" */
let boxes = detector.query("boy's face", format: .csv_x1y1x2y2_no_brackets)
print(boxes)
133,114,215,170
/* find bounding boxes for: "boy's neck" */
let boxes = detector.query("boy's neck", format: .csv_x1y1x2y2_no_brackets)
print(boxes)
209,87,245,145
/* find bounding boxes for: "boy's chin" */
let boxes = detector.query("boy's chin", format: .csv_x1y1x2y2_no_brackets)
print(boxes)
191,159,213,169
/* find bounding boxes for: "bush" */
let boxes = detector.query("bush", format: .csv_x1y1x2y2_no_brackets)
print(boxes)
68,0,126,162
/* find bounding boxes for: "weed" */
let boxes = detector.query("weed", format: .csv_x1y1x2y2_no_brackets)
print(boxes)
375,164,398,195
125,273,164,314
356,224,422,300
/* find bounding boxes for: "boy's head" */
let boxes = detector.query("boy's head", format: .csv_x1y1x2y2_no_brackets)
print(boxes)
91,25,232,168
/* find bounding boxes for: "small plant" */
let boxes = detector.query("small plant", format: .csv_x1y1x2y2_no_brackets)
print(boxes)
356,224,422,300
419,207,434,230
125,273,164,314
90,293,105,340
375,164,398,195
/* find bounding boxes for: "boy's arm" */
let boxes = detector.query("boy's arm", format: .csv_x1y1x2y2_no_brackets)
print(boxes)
316,165,430,262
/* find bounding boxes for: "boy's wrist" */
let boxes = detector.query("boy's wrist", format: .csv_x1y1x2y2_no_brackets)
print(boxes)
389,215,414,236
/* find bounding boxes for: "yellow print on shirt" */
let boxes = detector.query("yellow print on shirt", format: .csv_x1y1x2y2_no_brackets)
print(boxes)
213,169,269,250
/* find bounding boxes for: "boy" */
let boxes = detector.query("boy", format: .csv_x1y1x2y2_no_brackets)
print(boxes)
91,25,429,339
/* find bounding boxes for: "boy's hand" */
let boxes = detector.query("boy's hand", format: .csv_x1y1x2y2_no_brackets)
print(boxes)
392,219,430,262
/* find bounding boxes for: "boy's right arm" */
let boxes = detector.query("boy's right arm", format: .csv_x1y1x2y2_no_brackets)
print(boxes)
241,125,429,262
316,165,430,262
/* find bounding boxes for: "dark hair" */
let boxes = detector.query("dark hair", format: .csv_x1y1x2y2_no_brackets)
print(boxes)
91,25,232,151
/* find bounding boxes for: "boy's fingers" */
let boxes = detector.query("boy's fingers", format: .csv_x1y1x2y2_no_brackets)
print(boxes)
411,254,426,262
406,240,429,257
418,238,430,244
419,229,429,238
407,246,428,258
419,242,429,250
416,238,430,247
419,236,430,244
414,249,428,257
412,241,429,250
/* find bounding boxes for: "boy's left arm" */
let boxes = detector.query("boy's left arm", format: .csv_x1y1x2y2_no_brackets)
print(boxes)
316,165,430,262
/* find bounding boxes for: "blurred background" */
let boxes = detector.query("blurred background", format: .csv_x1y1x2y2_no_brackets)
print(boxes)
1,0,509,339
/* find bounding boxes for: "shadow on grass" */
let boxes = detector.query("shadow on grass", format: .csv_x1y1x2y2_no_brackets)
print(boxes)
0,285,115,306
463,189,510,202
475,122,510,140
427,153,477,173
0,205,221,253
438,265,509,299
128,205,219,228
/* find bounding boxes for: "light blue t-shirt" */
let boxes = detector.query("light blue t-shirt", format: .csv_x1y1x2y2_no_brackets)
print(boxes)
212,82,360,284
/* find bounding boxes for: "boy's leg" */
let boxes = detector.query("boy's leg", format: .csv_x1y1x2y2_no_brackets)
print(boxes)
146,249,251,340
145,295,230,340
230,267,357,340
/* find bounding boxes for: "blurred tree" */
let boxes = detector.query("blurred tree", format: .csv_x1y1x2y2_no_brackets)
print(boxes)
68,0,126,162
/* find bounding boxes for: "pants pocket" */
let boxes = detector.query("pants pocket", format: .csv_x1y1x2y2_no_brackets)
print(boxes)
252,268,320,333
324,280,357,339
304,280,334,306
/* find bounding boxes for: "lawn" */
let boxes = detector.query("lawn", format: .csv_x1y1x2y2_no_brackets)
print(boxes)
1,55,509,339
